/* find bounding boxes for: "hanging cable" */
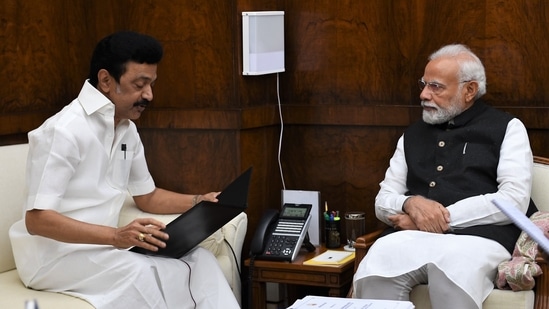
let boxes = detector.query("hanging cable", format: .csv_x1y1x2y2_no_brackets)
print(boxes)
276,72,286,190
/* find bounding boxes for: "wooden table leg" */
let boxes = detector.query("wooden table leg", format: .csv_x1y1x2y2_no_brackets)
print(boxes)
328,287,344,297
251,280,267,309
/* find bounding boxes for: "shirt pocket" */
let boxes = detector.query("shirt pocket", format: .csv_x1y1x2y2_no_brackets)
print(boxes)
109,149,135,189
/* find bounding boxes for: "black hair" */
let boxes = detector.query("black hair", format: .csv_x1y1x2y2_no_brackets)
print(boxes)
88,31,163,87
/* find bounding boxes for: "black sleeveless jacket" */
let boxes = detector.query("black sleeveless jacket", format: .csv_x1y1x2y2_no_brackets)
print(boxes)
401,100,537,253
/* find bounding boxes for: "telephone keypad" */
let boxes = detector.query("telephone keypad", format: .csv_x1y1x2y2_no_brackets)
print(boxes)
264,219,306,257
265,234,299,256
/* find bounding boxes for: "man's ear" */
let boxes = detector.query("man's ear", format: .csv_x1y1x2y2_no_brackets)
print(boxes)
97,69,112,94
464,81,479,103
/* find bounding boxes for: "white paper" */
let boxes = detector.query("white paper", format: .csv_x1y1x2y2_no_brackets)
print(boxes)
492,199,549,253
287,295,414,309
305,250,353,264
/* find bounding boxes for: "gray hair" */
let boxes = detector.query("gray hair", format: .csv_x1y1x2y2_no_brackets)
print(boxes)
429,44,487,99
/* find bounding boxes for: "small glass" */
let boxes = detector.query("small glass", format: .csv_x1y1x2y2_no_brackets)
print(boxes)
344,211,365,251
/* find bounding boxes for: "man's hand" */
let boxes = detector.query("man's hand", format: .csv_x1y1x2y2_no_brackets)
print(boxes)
113,218,168,251
402,196,451,233
388,213,418,230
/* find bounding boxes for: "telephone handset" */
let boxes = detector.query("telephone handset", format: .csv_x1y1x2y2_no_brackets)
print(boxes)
250,209,279,256
249,203,312,262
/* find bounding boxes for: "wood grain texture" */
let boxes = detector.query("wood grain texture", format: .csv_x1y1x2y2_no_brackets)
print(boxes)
0,0,548,263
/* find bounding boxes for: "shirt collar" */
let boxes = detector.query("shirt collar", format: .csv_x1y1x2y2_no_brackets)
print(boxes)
77,80,114,116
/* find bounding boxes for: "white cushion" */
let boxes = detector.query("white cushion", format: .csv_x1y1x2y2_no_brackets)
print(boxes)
410,284,534,309
532,160,549,212
0,269,94,309
0,144,28,273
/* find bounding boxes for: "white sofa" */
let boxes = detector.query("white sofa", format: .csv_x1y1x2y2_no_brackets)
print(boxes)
0,143,247,308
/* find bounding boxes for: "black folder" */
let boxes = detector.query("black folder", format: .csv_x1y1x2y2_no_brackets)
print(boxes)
130,167,252,258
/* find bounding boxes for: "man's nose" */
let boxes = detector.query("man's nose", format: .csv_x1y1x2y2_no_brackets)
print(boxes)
142,85,153,101
419,87,432,101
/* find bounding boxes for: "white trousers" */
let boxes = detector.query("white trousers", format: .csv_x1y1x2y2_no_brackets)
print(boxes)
355,263,478,309
28,247,239,309
353,230,510,309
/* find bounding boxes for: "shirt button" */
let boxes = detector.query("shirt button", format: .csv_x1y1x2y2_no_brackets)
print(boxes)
436,165,444,172
438,141,445,147
429,181,436,187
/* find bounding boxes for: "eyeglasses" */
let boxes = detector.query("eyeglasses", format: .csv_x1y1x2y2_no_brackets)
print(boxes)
418,79,471,95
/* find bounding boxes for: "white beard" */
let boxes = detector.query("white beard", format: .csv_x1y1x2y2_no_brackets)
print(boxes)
421,95,464,125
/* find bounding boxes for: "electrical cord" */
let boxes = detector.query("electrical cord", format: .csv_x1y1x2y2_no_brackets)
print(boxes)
276,72,286,190
181,259,197,308
223,238,241,277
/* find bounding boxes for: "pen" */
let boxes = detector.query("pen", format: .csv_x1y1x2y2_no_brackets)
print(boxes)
121,144,127,160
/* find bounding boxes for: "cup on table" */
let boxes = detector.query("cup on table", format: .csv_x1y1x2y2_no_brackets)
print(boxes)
344,211,365,251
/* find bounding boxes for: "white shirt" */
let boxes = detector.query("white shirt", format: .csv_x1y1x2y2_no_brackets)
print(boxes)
374,118,533,229
11,80,155,285
9,81,239,308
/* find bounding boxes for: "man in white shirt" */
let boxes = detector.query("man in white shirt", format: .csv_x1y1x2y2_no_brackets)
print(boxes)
353,44,537,309
9,31,239,309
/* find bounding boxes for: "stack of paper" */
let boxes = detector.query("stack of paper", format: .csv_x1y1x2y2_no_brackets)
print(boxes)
287,295,415,309
492,199,549,253
303,250,354,266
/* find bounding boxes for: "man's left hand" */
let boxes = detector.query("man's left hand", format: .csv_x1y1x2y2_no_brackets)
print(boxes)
388,213,418,230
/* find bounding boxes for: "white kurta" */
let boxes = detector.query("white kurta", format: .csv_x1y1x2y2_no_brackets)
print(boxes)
353,231,511,308
9,80,239,309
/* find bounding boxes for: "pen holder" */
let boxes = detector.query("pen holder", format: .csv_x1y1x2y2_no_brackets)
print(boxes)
325,219,341,248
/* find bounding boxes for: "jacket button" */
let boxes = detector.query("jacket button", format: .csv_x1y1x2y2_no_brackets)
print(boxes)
429,181,436,187
436,165,444,172
438,141,445,147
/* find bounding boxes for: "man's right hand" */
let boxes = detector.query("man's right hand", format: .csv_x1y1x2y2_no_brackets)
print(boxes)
114,218,169,251
402,196,451,233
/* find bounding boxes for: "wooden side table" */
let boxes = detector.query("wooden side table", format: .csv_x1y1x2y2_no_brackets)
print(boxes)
244,245,355,309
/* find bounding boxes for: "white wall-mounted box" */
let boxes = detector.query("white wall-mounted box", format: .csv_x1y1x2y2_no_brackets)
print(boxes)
242,11,285,75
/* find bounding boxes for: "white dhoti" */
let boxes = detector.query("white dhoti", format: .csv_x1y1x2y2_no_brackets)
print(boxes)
353,230,510,309
25,246,239,309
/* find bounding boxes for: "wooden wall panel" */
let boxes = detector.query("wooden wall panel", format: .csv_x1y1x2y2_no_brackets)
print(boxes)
0,0,548,279
284,1,416,105
280,125,404,232
481,0,549,104
138,129,239,193
238,126,284,255
0,0,89,142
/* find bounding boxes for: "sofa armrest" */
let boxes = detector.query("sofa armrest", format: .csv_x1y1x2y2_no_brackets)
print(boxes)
117,194,247,305
346,228,385,297
208,212,247,305
534,256,548,309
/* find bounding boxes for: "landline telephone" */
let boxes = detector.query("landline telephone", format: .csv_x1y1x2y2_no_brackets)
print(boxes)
250,203,314,262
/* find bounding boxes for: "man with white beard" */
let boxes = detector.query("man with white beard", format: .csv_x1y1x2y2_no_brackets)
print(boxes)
353,44,538,309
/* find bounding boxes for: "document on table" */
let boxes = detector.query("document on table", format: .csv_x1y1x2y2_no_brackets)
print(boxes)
303,250,355,266
492,198,549,253
287,295,415,309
